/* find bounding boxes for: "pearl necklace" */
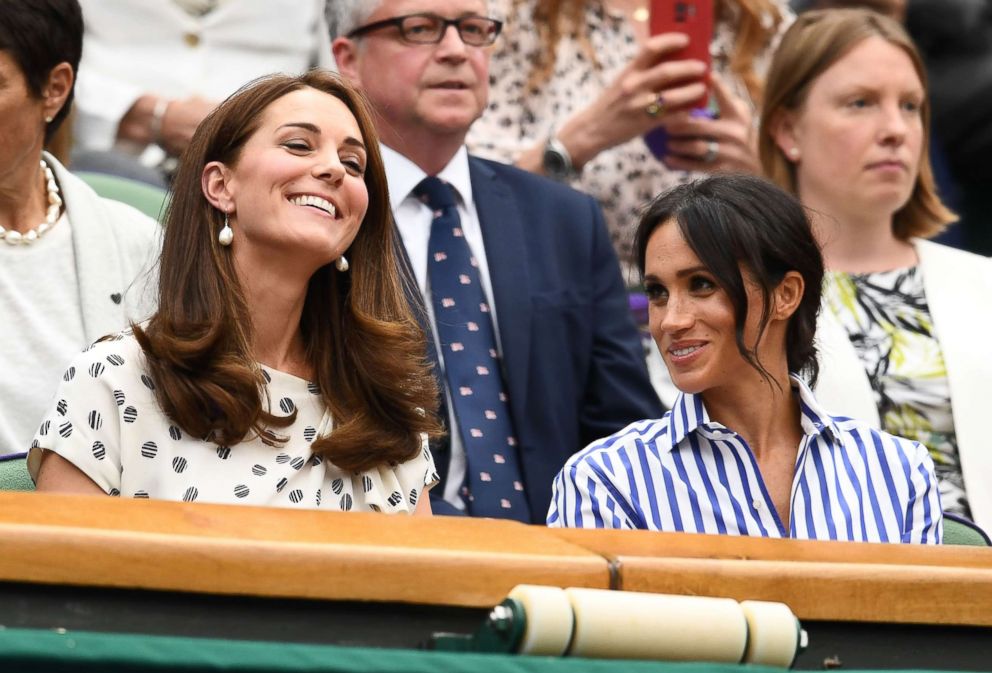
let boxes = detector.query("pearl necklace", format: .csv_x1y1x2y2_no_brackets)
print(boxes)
0,159,63,245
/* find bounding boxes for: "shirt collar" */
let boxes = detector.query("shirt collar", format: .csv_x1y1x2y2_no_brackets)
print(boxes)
380,144,474,213
664,374,839,453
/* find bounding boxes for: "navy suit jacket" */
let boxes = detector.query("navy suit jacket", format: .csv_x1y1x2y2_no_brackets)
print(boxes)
405,156,663,523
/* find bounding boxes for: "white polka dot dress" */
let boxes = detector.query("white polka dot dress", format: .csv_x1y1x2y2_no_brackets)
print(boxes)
28,332,438,513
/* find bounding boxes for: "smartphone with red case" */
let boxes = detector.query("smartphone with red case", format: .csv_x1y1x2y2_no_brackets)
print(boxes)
643,0,714,160
650,0,713,106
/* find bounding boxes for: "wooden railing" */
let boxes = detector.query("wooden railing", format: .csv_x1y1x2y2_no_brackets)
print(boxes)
1,491,990,626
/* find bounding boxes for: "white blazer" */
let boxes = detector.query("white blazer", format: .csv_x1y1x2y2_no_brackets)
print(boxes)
815,239,992,532
74,0,333,153
49,153,160,341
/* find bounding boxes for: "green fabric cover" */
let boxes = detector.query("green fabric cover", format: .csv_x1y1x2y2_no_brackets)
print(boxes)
0,627,785,673
942,517,991,546
0,455,34,491
76,171,169,222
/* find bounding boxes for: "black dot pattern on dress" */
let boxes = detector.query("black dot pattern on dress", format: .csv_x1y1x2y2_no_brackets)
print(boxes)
261,369,272,383
109,488,121,496
36,334,437,514
30,439,39,449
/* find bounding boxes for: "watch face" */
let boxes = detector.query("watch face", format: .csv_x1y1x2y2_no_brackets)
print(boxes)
543,146,570,179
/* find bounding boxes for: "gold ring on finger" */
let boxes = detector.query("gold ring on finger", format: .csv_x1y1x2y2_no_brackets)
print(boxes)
645,95,665,118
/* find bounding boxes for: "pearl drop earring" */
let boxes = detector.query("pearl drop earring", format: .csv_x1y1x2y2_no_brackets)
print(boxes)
218,212,234,246
45,115,54,123
335,255,349,272
788,147,800,160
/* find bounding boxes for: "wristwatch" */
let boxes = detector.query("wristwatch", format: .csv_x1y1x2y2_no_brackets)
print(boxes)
542,132,579,182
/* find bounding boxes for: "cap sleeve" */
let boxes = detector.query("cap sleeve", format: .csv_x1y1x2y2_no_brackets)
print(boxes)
349,433,438,514
27,341,128,495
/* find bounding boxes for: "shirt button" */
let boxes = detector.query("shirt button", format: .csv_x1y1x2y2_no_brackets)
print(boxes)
183,32,201,48
753,499,762,510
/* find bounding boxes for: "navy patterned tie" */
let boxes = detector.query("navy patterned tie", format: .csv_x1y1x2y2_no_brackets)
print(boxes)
414,176,531,522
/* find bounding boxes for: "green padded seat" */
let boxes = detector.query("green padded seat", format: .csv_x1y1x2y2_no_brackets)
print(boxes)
0,453,33,491
77,171,169,222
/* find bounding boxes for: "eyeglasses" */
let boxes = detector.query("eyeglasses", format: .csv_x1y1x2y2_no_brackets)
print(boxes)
347,13,503,47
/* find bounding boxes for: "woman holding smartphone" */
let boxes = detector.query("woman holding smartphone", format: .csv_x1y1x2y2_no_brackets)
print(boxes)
468,0,792,284
549,174,941,544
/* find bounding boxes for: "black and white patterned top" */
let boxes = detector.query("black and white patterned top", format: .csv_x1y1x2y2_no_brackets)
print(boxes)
27,332,438,513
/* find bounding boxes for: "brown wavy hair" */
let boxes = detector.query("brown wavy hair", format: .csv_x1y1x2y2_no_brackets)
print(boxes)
758,9,955,240
520,0,785,102
133,70,441,472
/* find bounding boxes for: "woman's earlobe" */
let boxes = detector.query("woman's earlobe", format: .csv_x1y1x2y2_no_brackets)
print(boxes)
775,271,805,320
201,161,234,212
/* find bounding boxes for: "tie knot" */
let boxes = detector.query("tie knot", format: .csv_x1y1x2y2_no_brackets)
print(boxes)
414,176,457,211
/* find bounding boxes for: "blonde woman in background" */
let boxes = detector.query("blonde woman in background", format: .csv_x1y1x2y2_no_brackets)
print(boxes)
759,9,992,531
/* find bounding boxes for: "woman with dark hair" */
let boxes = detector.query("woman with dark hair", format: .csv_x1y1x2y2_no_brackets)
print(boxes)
759,9,992,531
0,0,158,455
549,174,941,543
30,70,443,514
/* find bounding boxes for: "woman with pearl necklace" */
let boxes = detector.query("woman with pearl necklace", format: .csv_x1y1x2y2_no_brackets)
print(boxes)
0,0,158,456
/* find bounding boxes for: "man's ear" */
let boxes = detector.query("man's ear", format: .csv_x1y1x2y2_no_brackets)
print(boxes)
42,62,74,122
769,109,801,163
332,37,363,86
202,161,235,213
773,271,805,321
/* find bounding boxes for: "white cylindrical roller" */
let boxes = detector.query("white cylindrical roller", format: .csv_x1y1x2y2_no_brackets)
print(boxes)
740,600,801,667
563,588,748,662
508,585,574,656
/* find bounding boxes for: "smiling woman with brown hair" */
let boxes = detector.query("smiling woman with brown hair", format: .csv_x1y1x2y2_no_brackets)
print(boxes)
29,70,443,514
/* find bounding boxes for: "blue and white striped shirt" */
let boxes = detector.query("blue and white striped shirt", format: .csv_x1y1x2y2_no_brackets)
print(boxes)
549,376,942,543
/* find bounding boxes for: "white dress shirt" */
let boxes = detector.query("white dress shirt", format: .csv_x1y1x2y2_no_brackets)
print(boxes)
381,145,502,511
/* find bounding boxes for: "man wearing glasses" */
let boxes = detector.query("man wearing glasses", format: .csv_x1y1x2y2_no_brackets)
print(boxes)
329,1,661,524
